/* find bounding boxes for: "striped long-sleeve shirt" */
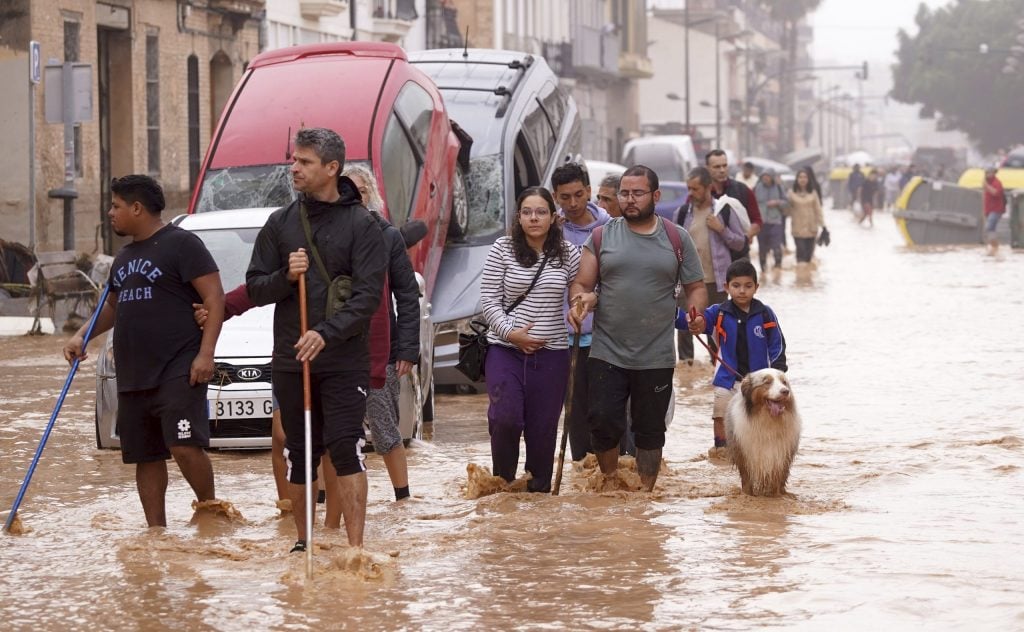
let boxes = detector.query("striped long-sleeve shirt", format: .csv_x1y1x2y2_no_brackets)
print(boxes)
480,236,581,350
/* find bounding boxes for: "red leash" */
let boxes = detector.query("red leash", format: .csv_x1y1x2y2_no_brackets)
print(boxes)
689,306,743,379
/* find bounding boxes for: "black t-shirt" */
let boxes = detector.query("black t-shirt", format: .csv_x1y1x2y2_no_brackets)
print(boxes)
107,224,219,392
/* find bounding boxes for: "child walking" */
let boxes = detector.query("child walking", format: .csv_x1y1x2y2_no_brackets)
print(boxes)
676,260,788,457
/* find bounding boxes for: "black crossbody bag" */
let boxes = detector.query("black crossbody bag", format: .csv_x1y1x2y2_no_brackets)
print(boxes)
455,255,549,382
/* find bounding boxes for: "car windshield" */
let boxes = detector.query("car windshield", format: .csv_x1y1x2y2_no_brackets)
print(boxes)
194,161,371,213
191,227,260,290
464,154,506,244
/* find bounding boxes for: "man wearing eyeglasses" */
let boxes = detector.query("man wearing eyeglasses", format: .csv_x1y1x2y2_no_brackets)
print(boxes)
569,165,707,492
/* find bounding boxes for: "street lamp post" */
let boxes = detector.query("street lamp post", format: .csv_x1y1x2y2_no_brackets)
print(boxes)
714,19,721,150
684,1,690,130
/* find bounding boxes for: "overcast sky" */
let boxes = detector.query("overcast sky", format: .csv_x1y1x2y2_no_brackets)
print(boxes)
810,0,953,63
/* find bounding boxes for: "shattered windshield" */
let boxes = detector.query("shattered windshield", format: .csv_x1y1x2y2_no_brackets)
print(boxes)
194,165,295,213
465,154,506,244
194,161,372,213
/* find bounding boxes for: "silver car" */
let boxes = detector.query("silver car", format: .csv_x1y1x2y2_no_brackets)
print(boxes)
95,208,433,449
408,48,582,389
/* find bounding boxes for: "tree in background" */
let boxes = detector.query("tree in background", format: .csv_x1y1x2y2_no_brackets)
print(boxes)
892,0,1024,153
762,0,822,155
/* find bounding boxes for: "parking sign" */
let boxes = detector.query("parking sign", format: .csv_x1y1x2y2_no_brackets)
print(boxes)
30,41,41,84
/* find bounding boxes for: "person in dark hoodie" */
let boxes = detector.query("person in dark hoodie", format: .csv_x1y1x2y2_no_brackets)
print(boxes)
246,127,387,552
550,162,628,462
753,169,788,271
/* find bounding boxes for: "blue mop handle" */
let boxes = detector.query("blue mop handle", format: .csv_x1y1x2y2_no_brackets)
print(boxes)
4,283,112,533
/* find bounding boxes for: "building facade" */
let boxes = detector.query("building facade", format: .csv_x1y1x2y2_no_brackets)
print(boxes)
0,0,262,255
448,0,652,164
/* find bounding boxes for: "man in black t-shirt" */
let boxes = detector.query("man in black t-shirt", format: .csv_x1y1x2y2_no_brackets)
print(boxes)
64,175,225,528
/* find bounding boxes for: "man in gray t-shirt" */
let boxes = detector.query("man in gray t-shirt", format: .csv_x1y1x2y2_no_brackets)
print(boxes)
570,165,707,491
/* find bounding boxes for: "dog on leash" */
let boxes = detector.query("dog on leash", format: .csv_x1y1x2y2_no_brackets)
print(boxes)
725,368,801,497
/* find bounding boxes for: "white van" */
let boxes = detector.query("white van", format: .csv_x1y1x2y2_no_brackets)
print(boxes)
621,135,699,183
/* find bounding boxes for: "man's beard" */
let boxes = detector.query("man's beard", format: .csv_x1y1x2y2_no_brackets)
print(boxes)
623,202,655,224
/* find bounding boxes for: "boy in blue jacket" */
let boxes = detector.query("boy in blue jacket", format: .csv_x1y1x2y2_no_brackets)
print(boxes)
676,259,787,455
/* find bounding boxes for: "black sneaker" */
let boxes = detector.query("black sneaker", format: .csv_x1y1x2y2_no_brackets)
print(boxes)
290,539,307,553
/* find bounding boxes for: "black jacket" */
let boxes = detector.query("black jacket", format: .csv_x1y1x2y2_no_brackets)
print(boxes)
246,177,387,374
371,212,421,365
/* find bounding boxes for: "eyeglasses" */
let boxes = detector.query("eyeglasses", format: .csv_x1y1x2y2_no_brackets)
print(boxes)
616,190,653,200
519,207,551,218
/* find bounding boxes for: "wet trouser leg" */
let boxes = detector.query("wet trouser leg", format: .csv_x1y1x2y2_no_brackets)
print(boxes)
521,348,569,493
485,344,526,483
629,368,673,491
619,408,636,457
794,237,815,263
567,345,592,462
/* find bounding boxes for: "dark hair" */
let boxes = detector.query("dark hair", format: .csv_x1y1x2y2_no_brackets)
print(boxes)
551,162,590,189
686,166,713,187
110,175,166,214
295,127,346,166
599,173,621,189
510,186,568,268
705,149,728,164
622,164,659,193
742,161,755,169
795,166,821,198
726,259,758,284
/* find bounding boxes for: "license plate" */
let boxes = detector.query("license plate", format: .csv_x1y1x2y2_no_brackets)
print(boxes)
209,397,273,419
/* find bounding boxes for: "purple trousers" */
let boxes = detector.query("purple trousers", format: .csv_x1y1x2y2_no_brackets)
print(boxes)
485,344,569,493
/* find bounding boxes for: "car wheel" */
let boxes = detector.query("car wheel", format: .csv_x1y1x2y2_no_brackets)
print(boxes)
447,168,469,240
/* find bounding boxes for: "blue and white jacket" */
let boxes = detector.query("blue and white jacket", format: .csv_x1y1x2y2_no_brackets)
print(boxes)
676,298,787,389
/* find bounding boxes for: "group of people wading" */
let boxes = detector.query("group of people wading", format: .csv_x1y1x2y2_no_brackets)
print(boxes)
64,127,791,552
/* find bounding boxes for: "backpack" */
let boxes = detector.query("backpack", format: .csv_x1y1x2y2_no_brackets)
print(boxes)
676,202,750,261
591,218,685,297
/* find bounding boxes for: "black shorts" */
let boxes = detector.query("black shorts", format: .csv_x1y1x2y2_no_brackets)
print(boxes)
117,377,210,464
586,359,673,451
274,370,368,482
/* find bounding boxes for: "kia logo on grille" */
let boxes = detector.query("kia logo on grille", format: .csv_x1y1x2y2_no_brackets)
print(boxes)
236,367,263,381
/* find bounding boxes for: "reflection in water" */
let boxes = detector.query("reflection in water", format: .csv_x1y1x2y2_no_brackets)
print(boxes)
1,211,1022,628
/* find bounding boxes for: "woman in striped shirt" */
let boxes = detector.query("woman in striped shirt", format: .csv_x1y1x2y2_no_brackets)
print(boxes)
480,186,581,493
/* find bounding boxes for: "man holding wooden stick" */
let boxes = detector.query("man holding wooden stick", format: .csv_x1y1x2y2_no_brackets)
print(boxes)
247,128,386,553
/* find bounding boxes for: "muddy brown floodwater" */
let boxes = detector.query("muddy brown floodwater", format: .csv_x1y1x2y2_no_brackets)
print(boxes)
2,210,1022,630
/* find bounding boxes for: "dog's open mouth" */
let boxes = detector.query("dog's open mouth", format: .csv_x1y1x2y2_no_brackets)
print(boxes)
767,399,787,417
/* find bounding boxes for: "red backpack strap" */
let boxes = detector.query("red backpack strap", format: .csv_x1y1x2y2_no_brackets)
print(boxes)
662,218,684,265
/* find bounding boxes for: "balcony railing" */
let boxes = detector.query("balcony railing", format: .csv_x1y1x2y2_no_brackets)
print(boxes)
373,0,417,21
297,0,347,19
371,0,417,42
571,24,620,78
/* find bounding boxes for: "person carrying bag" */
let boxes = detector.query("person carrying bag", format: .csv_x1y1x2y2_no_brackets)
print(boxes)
456,257,547,382
475,187,580,493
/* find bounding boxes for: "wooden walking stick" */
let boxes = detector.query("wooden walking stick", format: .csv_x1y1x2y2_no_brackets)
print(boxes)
553,297,584,496
298,274,314,578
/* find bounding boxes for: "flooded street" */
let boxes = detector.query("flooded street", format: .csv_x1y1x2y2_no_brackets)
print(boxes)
1,208,1022,630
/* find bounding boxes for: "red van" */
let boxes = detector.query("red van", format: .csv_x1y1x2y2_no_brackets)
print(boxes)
187,41,467,301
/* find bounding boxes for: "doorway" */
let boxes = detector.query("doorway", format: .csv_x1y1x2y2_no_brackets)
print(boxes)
97,26,133,254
